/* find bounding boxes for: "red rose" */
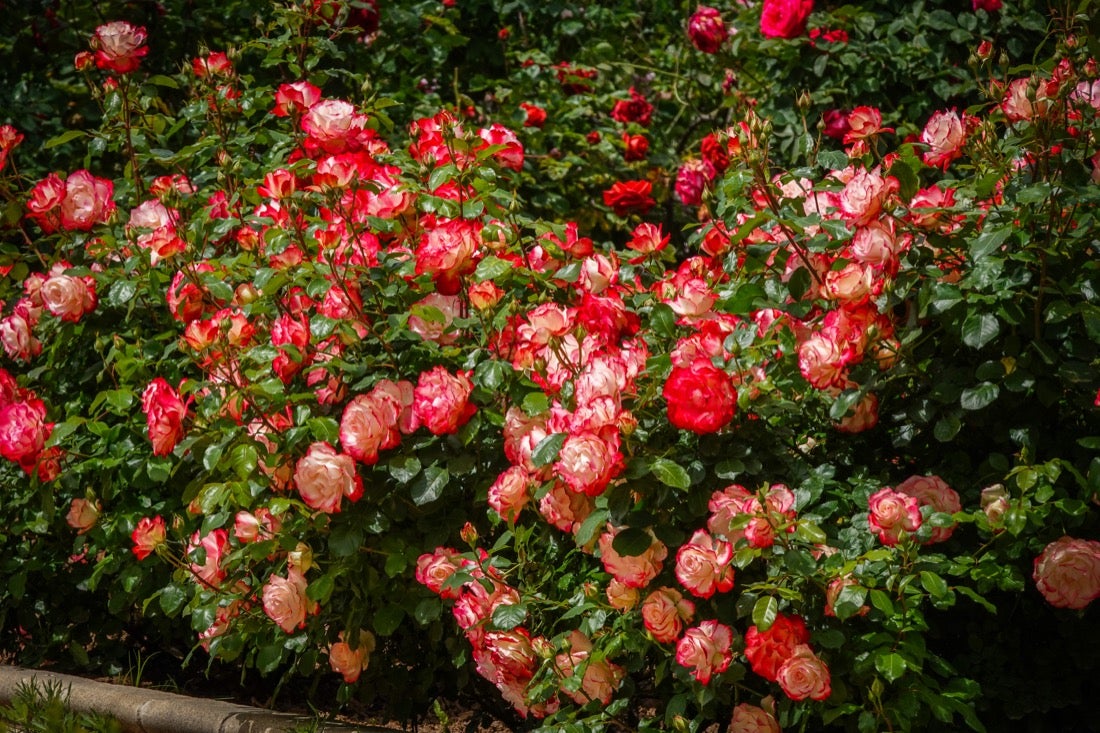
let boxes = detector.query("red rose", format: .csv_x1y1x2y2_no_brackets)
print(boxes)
622,133,649,162
602,180,655,217
131,516,166,560
610,87,654,127
759,0,813,39
663,359,737,434
520,102,547,128
744,612,810,682
688,6,728,54
141,377,189,457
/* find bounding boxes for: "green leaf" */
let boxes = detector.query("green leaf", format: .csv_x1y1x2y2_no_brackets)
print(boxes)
307,574,335,604
960,382,999,411
875,651,907,682
794,521,827,545
752,596,778,630
969,227,1012,261
721,282,767,315
329,523,364,557
869,589,895,615
257,643,285,674
158,585,187,615
961,312,1000,350
411,465,449,505
650,458,691,489
44,129,88,149
373,605,404,636
202,442,226,472
388,454,422,484
107,280,138,309
490,602,528,631
934,414,962,442
956,585,997,614
474,255,514,282
307,417,340,443
531,432,567,468
611,527,654,557
920,571,950,599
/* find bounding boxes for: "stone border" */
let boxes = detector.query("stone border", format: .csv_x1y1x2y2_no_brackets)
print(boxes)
0,665,391,733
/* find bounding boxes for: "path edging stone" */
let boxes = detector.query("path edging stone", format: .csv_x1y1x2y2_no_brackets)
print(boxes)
0,665,391,733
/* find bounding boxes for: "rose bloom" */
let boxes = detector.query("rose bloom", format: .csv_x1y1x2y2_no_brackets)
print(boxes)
538,480,596,534
606,578,640,612
688,6,728,53
822,109,851,141
664,359,737,434
519,102,546,128
340,389,402,465
329,629,376,684
675,529,736,599
0,314,41,363
972,0,1002,10
0,398,51,470
675,620,734,685
836,391,879,434
187,529,228,588
301,99,368,154
759,0,813,39
641,587,695,643
131,516,166,560
824,576,868,618
776,645,831,701
294,442,363,513
618,132,649,163
920,109,968,169
468,280,504,310
895,474,961,544
867,487,922,546
66,498,100,535
843,106,889,145
415,547,470,600
675,159,713,207
1033,536,1100,610
412,366,476,435
554,430,622,497
59,170,115,232
610,87,653,126
90,21,148,74
839,168,897,225
598,527,667,589
555,630,625,706
478,123,525,171
273,80,322,117
42,273,94,323
731,702,782,733
627,222,668,257
141,377,189,457
262,568,316,633
981,484,1010,527
408,292,461,345
603,180,655,216
744,612,811,681
488,465,531,522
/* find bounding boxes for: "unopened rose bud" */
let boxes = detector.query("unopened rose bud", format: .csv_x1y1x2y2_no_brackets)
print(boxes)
797,90,812,113
289,542,314,573
74,51,95,71
460,521,478,545
981,484,1009,528
976,40,993,60
234,283,260,305
532,636,554,659
671,715,690,733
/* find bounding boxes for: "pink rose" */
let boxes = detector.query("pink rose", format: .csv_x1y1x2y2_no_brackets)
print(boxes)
408,293,461,345
1033,536,1100,610
920,110,968,169
477,123,525,172
731,702,782,733
273,80,322,117
675,529,736,599
294,442,363,513
538,480,596,534
302,99,369,154
895,474,961,543
759,0,813,39
688,6,728,53
641,587,695,643
776,645,831,700
598,527,667,589
141,377,188,457
90,21,148,74
797,332,847,390
675,620,734,684
867,487,922,546
131,516,166,560
554,630,624,705
554,431,622,497
262,568,317,633
59,170,115,231
340,389,401,465
663,359,737,434
41,273,94,323
674,159,713,207
329,629,376,683
414,218,481,296
824,576,868,618
26,174,66,233
187,529,228,588
488,465,531,522
839,169,897,225
66,498,101,535
412,366,476,435
606,578,641,612
415,547,470,600
0,314,41,363
0,398,51,471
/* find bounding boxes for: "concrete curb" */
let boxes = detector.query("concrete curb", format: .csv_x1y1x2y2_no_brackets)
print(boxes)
0,666,392,733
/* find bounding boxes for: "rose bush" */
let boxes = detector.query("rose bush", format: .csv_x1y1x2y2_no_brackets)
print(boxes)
0,1,1098,732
